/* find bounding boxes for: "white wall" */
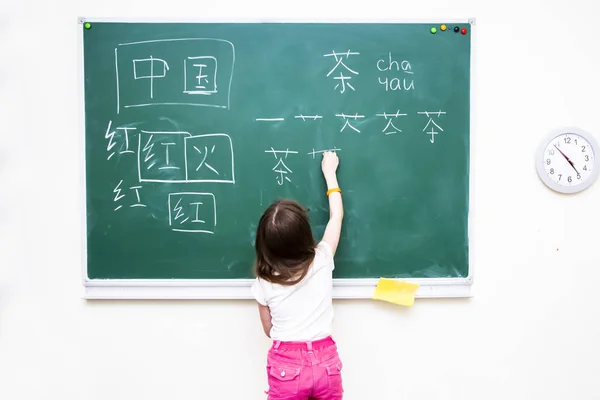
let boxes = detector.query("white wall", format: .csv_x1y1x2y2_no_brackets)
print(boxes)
1,0,599,399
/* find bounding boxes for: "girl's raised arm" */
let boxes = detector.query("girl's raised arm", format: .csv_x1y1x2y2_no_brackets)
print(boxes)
320,151,343,256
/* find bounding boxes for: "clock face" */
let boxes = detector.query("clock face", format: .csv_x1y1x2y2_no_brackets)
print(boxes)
537,128,599,193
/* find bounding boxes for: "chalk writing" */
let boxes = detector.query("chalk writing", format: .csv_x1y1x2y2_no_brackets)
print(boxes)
105,121,137,160
115,38,235,113
336,113,365,133
265,148,299,185
132,56,169,99
185,134,235,183
376,111,407,135
256,117,284,122
184,56,217,94
308,147,341,159
418,111,447,143
168,192,217,233
377,53,414,92
112,180,146,211
117,127,136,154
138,131,235,183
294,114,323,121
105,121,117,161
113,180,125,211
324,50,360,93
129,186,146,208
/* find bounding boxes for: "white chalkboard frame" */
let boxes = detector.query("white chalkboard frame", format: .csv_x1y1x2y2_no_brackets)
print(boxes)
78,17,476,300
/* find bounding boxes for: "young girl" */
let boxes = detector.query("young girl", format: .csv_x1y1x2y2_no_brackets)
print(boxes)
251,151,344,400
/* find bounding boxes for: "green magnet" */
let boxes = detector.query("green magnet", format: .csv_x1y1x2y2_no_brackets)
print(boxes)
84,22,91,30
430,27,437,34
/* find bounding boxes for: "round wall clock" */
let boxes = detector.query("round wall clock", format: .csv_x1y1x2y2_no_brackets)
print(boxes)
536,127,598,194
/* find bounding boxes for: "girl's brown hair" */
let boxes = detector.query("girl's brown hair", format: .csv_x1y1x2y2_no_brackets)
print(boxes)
254,199,316,286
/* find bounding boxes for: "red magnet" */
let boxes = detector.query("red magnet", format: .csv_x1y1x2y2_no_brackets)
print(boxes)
461,28,467,35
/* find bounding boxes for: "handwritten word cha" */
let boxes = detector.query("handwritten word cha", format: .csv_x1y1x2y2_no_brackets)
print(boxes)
377,53,415,92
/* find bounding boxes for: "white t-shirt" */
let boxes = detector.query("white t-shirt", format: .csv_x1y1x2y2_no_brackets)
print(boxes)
251,241,335,342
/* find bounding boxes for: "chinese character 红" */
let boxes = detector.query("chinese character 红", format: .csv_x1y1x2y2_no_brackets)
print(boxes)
168,192,217,234
104,120,137,160
111,180,146,211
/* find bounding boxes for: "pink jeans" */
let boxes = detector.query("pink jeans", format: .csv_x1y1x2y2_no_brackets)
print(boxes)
265,336,343,400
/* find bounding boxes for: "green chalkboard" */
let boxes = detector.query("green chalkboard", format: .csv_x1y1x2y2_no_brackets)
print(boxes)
82,21,471,281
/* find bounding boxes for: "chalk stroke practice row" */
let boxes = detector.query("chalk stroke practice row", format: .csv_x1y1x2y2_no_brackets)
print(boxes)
254,110,447,141
115,38,235,113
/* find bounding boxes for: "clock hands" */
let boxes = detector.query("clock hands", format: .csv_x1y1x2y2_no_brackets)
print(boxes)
553,144,579,175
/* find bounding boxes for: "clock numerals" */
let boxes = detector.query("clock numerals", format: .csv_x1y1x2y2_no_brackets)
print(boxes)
585,155,590,162
568,176,572,183
583,165,588,171
582,146,586,152
558,174,562,181
548,149,555,156
564,137,571,144
546,158,551,165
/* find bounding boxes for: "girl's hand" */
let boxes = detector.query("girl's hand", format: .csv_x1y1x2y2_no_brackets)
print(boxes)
321,151,339,178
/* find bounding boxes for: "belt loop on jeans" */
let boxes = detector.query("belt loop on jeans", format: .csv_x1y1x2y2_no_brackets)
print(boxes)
307,341,313,351
274,341,281,349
